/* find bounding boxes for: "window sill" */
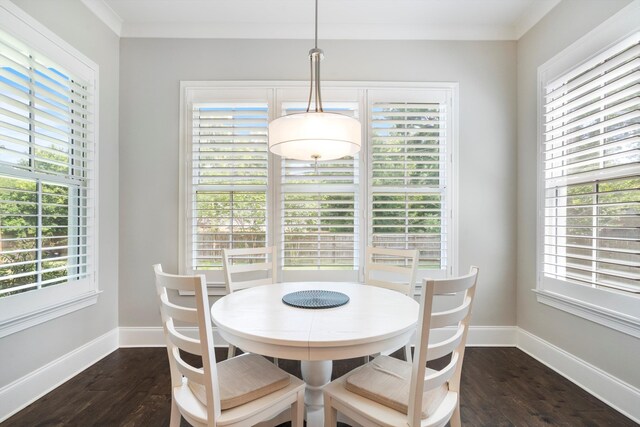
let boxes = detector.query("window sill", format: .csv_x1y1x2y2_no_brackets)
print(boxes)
0,290,100,338
534,288,640,339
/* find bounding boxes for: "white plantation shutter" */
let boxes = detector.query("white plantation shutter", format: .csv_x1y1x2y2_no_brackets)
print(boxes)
0,29,94,297
189,102,269,271
181,84,456,285
280,103,359,270
542,33,640,293
369,92,449,271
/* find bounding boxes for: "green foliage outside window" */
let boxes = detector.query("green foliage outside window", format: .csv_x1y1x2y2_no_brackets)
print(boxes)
193,191,267,270
0,148,79,296
556,176,640,290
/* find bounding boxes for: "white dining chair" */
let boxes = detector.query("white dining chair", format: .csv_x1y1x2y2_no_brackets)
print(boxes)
364,246,419,362
323,266,479,427
153,264,304,427
222,246,278,362
222,247,277,293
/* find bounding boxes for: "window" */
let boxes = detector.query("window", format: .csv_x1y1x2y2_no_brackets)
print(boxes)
189,102,268,270
369,90,449,270
537,6,640,337
280,100,359,271
0,3,98,337
180,83,456,290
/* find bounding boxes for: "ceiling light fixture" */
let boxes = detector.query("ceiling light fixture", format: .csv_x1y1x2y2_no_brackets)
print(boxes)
268,0,361,162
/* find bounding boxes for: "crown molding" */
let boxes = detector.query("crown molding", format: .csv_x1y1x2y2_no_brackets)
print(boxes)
80,0,561,41
120,22,518,40
80,0,123,37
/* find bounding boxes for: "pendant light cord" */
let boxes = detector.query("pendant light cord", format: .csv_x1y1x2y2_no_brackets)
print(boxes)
307,56,313,112
306,0,323,113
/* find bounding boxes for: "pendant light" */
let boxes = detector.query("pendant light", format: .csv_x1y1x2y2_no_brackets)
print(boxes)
268,0,361,162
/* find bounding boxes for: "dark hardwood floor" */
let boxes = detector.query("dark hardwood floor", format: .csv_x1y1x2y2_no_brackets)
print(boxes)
4,347,636,426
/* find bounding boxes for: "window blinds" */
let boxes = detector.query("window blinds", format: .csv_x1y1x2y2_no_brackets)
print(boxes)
190,103,268,270
0,30,93,296
182,85,455,282
542,34,640,293
280,104,359,270
370,101,447,269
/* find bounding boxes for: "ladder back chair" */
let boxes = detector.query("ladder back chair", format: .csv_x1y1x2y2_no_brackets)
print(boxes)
153,264,304,427
223,247,277,293
222,247,278,362
323,266,479,427
364,246,419,362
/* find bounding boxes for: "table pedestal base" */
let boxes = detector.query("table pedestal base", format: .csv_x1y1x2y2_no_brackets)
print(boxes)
301,360,332,427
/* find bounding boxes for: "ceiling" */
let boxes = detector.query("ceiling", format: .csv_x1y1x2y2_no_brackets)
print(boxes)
80,0,560,40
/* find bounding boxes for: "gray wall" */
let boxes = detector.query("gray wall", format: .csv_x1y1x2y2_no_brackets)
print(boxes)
119,38,517,327
516,0,640,388
0,0,120,386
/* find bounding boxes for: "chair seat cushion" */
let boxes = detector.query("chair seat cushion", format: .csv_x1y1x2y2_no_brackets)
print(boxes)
188,353,291,410
345,355,448,419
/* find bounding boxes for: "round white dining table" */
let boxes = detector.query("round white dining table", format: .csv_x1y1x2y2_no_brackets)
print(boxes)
210,281,419,427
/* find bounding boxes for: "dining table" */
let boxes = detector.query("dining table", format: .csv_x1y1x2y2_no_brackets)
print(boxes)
210,281,419,427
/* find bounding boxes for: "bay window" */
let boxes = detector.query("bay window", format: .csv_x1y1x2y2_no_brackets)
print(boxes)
180,83,456,291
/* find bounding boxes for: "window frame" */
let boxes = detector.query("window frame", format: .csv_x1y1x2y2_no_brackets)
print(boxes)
0,1,100,338
367,88,452,276
275,86,363,282
189,93,271,275
535,1,640,338
180,81,458,295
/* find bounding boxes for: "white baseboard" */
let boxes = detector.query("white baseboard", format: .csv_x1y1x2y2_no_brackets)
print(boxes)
119,325,518,348
466,325,518,346
118,326,168,347
517,328,640,424
0,328,119,423
119,326,227,347
426,325,518,346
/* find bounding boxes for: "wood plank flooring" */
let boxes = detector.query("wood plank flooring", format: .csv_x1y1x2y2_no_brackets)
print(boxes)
4,347,636,426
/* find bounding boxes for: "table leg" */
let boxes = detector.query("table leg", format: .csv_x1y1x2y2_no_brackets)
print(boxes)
301,360,332,427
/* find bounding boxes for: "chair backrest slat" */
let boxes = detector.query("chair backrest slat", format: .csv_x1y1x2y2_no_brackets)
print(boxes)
167,323,203,356
172,347,206,384
227,261,273,274
423,353,459,392
367,264,415,275
364,246,419,297
366,278,408,294
160,294,198,324
155,270,201,293
223,247,277,293
432,271,477,295
426,325,464,361
407,266,479,427
430,296,472,329
232,277,274,290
